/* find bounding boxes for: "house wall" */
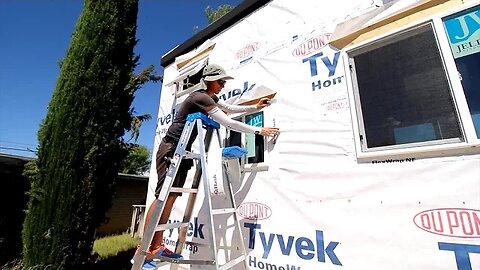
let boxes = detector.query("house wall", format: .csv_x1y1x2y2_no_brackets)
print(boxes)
96,177,147,236
150,0,480,269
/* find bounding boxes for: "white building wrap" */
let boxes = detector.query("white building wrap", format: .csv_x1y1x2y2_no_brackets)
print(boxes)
146,0,480,269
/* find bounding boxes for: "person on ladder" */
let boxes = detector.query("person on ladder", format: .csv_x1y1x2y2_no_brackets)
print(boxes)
134,63,280,267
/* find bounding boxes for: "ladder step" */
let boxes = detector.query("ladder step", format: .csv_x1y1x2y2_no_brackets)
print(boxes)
183,151,200,159
151,256,216,265
155,222,189,231
169,187,198,194
218,255,246,270
186,112,220,129
211,208,236,215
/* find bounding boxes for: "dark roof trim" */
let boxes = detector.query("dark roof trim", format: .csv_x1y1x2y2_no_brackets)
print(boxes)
0,153,35,166
117,172,149,182
161,0,271,67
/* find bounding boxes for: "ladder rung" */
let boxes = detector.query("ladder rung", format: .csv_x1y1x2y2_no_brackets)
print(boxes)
217,245,241,250
218,255,246,270
211,208,236,215
183,151,200,159
155,222,189,231
169,187,198,194
152,256,216,265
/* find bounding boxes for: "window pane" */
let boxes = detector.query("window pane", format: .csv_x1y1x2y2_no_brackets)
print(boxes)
226,112,264,164
245,112,264,163
443,6,480,138
353,24,462,149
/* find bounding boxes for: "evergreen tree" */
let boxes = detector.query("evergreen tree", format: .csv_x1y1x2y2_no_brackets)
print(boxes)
22,1,139,268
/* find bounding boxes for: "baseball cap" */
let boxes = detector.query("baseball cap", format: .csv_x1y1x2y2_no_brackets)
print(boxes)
202,64,234,81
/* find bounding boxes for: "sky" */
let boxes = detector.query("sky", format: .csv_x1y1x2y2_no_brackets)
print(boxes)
0,0,241,158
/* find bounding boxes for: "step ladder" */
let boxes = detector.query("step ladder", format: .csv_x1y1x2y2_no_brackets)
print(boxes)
131,112,249,270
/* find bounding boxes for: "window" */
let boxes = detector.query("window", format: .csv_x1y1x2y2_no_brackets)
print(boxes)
349,23,463,152
443,6,480,138
226,112,265,164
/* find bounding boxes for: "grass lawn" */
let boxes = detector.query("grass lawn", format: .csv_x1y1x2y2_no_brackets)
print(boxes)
91,233,139,270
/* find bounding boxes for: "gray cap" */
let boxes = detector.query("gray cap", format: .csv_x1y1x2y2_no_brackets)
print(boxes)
202,64,234,81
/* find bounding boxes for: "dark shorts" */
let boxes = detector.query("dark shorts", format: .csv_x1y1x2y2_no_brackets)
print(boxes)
154,137,194,198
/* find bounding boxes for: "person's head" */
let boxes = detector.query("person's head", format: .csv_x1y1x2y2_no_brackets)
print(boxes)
202,64,234,95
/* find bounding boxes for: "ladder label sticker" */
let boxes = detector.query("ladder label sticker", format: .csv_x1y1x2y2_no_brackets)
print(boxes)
207,132,225,195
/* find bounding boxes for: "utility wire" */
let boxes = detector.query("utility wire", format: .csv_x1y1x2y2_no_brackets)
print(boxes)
0,146,37,153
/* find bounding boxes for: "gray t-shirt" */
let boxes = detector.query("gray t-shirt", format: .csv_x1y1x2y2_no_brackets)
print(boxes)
165,90,219,144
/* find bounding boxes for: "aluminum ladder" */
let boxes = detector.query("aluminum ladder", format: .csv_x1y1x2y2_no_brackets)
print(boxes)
131,112,249,270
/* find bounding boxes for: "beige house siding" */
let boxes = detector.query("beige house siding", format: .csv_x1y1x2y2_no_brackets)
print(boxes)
96,174,148,236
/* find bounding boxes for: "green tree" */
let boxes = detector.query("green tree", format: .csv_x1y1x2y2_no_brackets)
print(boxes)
21,1,142,268
120,144,150,175
193,5,235,34
205,5,234,24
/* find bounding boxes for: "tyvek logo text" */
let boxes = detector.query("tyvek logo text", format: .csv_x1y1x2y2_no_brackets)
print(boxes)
244,222,342,266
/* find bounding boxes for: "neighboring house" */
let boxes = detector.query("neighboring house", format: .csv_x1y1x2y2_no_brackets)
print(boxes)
0,153,148,264
0,153,32,265
96,173,148,236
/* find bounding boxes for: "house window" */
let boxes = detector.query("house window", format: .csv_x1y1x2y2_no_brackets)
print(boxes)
348,23,463,151
443,6,480,138
226,112,265,164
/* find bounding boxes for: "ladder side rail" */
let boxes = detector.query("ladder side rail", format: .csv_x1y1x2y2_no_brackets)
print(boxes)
222,161,249,269
172,127,215,261
196,120,221,269
216,128,249,269
157,119,196,201
131,118,196,270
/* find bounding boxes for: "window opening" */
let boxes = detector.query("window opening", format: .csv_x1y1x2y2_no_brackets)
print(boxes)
350,23,463,150
226,112,265,163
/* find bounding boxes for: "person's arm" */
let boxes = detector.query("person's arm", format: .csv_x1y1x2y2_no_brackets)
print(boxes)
216,98,272,114
207,106,279,137
208,107,260,133
217,100,257,113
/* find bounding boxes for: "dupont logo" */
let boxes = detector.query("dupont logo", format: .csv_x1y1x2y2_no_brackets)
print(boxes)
237,202,272,220
292,33,332,57
235,42,261,60
413,208,480,238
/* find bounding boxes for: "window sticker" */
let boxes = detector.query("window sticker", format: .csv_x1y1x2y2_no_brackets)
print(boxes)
443,6,480,59
245,112,264,158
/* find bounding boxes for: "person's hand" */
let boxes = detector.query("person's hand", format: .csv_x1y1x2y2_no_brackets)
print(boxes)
255,98,272,109
260,127,279,137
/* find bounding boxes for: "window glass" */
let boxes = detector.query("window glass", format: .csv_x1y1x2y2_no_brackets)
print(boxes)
443,6,480,138
226,112,264,163
352,24,462,149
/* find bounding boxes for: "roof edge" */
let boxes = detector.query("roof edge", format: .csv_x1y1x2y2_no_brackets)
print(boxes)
161,0,271,67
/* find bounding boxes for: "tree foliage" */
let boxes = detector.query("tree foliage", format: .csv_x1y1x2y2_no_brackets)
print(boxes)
205,5,234,24
120,144,150,175
21,1,143,268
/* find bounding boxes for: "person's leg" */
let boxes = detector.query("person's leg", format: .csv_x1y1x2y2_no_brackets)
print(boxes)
149,193,178,251
140,140,174,253
148,158,193,251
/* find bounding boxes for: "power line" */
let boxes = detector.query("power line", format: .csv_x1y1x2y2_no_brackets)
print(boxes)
0,146,37,153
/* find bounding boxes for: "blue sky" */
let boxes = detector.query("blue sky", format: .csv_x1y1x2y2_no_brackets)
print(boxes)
0,0,241,158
